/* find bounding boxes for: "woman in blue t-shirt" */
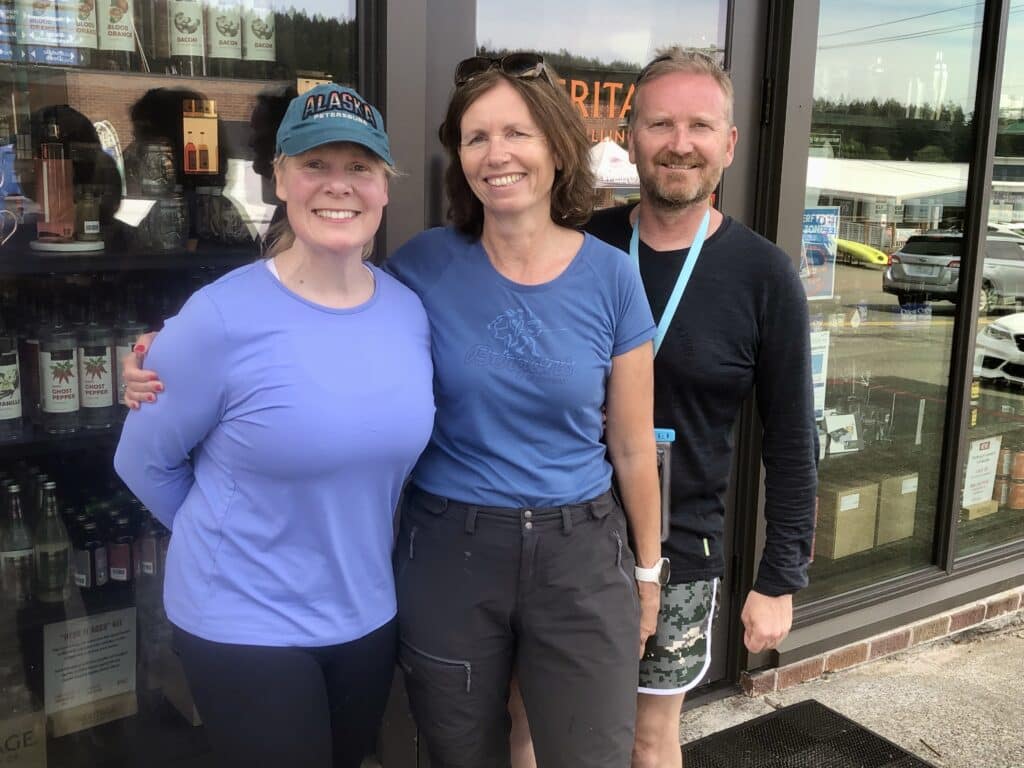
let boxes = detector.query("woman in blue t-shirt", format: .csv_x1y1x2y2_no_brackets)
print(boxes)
123,55,661,768
114,85,435,768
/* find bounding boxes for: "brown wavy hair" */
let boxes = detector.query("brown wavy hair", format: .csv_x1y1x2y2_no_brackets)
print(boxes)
438,66,595,238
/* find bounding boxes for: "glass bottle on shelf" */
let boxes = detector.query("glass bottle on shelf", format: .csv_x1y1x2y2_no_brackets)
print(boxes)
167,0,205,76
72,520,107,589
75,186,102,242
19,297,47,426
78,308,114,430
39,309,79,434
30,471,48,529
95,0,138,70
184,130,197,172
33,480,69,603
0,313,22,440
35,116,75,243
107,514,134,584
0,482,33,606
197,130,210,171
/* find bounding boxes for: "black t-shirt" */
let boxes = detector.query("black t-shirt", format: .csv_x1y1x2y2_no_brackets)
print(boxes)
585,205,817,595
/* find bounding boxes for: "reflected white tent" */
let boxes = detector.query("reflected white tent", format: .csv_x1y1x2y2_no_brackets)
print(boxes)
589,138,639,188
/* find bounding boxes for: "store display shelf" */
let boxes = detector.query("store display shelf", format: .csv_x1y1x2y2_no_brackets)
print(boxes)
0,420,122,456
2,582,146,636
0,244,258,276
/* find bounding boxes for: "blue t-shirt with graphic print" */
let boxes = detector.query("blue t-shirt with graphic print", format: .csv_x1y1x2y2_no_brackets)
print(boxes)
386,226,655,507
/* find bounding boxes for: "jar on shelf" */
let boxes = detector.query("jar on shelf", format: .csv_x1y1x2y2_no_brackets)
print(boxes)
137,141,176,197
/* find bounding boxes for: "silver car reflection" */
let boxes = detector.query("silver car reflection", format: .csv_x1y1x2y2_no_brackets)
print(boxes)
883,231,1024,314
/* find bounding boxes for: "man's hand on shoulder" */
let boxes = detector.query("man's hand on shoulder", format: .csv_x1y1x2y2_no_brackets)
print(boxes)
740,590,793,653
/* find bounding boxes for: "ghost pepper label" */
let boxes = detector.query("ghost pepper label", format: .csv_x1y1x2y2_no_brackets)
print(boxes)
41,348,79,413
79,345,113,408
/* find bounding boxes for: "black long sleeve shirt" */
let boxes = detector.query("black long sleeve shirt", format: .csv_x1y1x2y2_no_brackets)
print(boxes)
585,206,818,596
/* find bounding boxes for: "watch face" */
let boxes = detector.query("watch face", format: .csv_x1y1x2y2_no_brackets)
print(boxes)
658,558,671,585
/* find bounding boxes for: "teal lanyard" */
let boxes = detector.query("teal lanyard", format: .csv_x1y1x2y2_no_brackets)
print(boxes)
630,207,711,357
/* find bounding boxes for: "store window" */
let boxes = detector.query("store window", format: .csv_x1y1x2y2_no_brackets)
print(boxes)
476,0,726,207
797,2,983,604
959,9,1024,559
0,1,359,765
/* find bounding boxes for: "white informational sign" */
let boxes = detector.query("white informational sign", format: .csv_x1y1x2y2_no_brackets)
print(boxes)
810,330,830,421
113,198,157,227
962,435,1003,507
824,410,859,454
43,607,136,715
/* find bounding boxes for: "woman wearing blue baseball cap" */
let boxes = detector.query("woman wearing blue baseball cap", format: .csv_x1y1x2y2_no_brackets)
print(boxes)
114,83,435,768
122,58,661,767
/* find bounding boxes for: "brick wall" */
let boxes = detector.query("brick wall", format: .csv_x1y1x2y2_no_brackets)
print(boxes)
62,72,285,153
740,585,1024,696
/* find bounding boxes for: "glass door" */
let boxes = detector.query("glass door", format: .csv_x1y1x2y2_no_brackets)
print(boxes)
0,2,364,765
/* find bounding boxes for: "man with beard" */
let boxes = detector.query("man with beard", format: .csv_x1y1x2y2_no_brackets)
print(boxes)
584,48,818,768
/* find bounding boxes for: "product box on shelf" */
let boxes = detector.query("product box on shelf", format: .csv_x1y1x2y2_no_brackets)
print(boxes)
962,499,1000,520
815,480,879,559
876,472,918,545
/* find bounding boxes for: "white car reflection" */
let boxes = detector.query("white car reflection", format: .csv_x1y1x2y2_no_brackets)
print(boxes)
975,312,1024,384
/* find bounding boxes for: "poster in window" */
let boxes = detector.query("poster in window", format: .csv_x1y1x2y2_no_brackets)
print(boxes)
801,206,839,301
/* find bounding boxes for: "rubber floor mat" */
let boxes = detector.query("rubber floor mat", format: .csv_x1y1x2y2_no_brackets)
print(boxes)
680,699,938,767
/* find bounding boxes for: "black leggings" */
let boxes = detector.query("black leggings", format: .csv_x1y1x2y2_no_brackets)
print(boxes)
172,618,398,768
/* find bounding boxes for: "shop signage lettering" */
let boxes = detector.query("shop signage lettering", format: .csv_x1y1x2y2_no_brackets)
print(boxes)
1,729,35,752
560,78,635,120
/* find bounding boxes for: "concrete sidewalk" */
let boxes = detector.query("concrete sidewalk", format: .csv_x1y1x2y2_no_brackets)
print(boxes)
679,612,1024,768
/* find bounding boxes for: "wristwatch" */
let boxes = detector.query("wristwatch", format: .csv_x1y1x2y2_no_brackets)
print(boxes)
634,557,671,585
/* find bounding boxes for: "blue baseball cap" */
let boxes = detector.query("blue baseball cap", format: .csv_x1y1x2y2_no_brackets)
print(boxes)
275,83,393,165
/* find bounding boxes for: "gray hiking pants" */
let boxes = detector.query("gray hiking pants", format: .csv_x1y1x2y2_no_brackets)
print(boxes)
395,486,640,768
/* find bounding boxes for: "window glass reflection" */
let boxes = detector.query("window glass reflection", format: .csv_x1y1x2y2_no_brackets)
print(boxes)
961,9,1024,558
798,2,983,604
476,0,724,208
0,2,359,766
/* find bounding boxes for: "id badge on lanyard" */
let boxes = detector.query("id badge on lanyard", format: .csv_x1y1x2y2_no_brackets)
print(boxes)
632,208,711,542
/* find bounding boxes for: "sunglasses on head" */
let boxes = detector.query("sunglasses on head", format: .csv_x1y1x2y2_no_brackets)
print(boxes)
454,53,552,87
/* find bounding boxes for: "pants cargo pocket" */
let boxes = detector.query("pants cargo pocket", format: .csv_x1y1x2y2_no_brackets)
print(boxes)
398,640,481,762
398,639,471,694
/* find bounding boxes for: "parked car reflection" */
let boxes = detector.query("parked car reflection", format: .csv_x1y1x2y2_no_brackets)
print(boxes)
883,231,1024,314
974,312,1024,385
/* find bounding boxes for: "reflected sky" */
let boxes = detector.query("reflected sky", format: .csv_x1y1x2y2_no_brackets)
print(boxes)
816,1,1024,112
476,0,724,67
271,0,354,21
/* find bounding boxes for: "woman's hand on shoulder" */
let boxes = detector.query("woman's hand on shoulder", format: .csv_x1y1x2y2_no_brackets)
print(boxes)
121,332,164,409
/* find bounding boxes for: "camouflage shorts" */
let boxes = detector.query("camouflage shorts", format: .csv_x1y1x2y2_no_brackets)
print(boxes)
638,579,718,694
